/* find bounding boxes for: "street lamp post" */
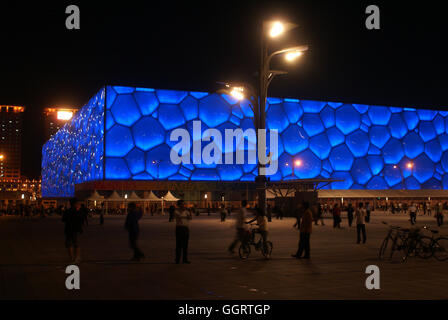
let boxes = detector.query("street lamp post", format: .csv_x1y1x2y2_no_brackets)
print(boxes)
257,21,308,216
394,162,414,190
220,20,308,216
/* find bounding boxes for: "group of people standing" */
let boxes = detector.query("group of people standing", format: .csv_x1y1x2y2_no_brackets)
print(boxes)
61,196,446,265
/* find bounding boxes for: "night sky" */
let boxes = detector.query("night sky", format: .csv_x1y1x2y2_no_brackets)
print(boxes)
0,1,447,178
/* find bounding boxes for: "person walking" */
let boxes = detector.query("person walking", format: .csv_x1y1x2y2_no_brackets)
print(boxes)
124,202,145,261
220,204,227,222
80,203,89,227
228,200,249,254
267,204,272,222
293,202,303,230
175,200,192,264
332,203,341,228
409,203,417,225
62,198,84,263
316,203,325,226
435,203,444,227
168,205,175,222
347,203,354,227
365,202,371,223
99,209,104,225
355,202,367,244
292,201,312,259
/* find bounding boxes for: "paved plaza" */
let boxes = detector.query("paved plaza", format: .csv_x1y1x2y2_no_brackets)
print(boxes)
0,211,447,300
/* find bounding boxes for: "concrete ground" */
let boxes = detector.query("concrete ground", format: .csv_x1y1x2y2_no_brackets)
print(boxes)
0,211,447,300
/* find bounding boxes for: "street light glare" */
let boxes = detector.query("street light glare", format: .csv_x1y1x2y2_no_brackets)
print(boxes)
285,51,303,61
230,87,245,101
407,162,414,169
295,160,302,167
269,21,284,38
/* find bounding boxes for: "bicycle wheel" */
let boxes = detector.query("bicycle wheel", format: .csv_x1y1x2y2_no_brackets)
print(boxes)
378,236,390,260
415,236,433,259
433,237,448,261
238,243,251,260
262,241,273,259
389,236,402,262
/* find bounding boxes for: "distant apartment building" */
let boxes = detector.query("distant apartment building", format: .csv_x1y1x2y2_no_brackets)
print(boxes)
0,105,24,181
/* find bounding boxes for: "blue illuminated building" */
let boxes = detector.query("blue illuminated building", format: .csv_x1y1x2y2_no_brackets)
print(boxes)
42,85,448,197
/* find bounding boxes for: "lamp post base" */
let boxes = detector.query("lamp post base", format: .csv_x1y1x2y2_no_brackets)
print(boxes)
255,176,267,216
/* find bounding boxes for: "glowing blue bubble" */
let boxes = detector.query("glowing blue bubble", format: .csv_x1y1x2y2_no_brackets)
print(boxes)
351,158,372,185
329,144,354,171
134,91,159,116
111,94,141,126
369,126,391,149
302,113,325,137
346,130,369,157
403,132,424,158
335,104,360,135
368,106,391,125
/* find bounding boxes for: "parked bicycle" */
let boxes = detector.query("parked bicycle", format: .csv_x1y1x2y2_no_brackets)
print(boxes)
379,221,448,262
379,221,412,262
414,226,448,261
239,224,273,260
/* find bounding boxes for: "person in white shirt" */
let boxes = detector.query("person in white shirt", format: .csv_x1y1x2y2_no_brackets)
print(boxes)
228,200,249,254
355,202,367,244
409,203,417,225
174,200,191,264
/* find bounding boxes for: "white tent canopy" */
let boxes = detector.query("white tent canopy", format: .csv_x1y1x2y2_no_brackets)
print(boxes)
86,190,104,201
146,191,162,201
126,191,142,201
162,191,180,202
106,191,123,201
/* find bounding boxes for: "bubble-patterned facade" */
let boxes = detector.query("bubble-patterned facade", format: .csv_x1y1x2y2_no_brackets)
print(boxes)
42,85,448,197
42,88,105,197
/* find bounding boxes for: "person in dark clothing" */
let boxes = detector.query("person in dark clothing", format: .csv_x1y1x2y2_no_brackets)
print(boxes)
355,202,367,244
175,200,192,264
267,204,272,222
124,202,145,261
316,203,325,226
347,203,354,227
62,199,84,263
168,205,175,222
292,201,312,259
435,204,444,227
294,202,303,230
80,203,89,226
99,207,104,225
365,202,371,223
277,203,285,220
220,204,227,222
332,203,341,228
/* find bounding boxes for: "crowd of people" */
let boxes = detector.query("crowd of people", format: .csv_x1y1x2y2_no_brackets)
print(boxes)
5,196,444,264
58,198,376,263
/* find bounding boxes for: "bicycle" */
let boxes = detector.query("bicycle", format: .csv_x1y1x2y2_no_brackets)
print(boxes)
378,222,402,260
239,224,273,260
379,221,412,262
414,226,448,261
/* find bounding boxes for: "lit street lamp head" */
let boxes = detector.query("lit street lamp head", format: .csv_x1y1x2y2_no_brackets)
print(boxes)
285,51,303,61
266,20,298,38
269,21,284,38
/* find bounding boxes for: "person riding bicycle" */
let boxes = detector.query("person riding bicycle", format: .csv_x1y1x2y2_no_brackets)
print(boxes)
246,207,269,251
228,200,250,254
